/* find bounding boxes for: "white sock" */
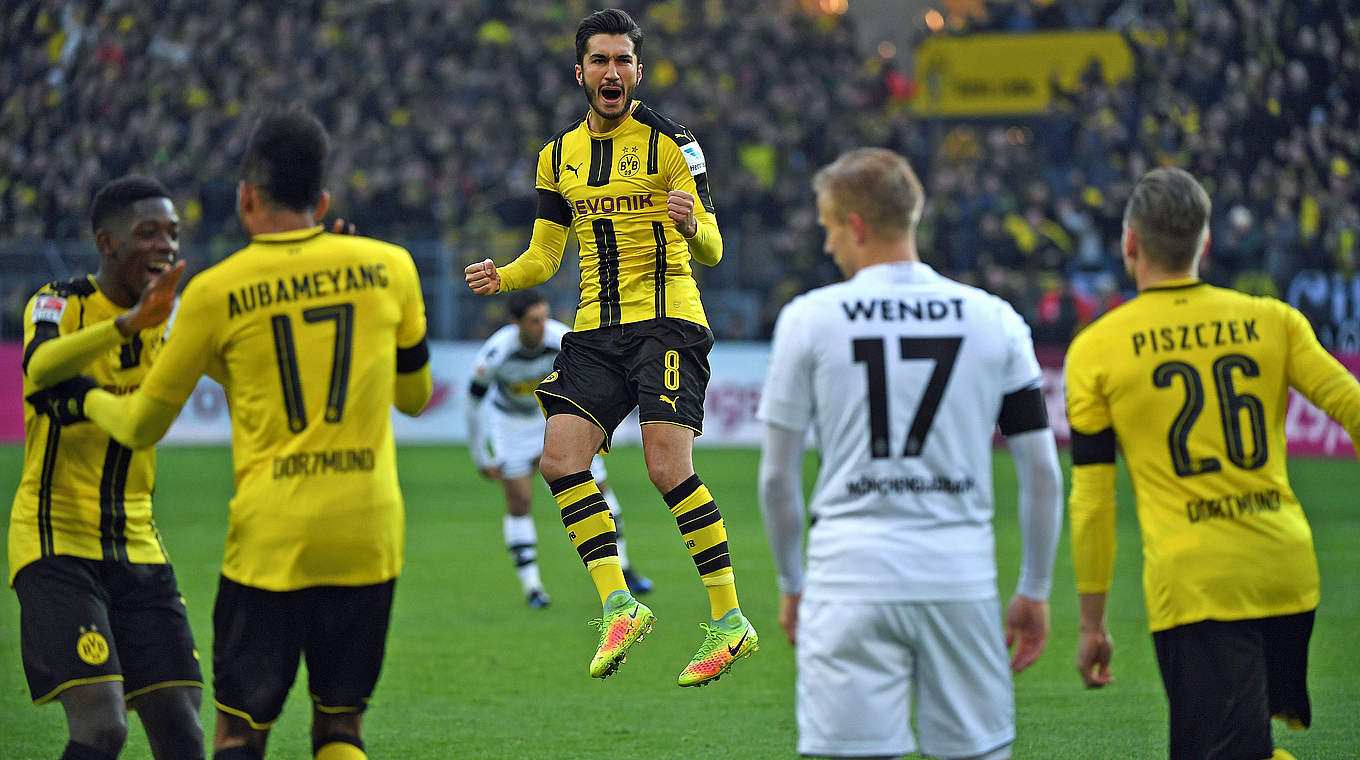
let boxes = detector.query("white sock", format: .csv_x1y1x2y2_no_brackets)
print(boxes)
504,514,542,592
601,486,631,569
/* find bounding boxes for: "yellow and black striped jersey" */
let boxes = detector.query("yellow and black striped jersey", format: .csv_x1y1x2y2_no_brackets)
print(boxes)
9,277,169,584
1065,278,1360,630
497,101,721,331
135,226,427,591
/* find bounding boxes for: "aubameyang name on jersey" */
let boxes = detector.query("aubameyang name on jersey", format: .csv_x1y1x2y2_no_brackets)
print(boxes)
227,264,390,318
841,298,965,322
1131,319,1259,356
572,194,655,217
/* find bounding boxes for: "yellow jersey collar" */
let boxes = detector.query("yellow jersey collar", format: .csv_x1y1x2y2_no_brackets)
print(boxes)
1143,276,1203,293
251,226,325,244
585,101,641,138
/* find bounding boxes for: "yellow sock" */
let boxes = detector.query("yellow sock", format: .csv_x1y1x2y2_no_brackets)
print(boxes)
664,474,741,619
315,741,366,760
549,471,627,605
1270,749,1298,760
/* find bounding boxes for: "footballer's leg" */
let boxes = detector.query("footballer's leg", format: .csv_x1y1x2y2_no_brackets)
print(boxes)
541,413,653,678
502,472,549,608
213,712,268,759
59,683,130,758
592,458,655,596
312,713,365,759
641,424,758,687
131,685,204,760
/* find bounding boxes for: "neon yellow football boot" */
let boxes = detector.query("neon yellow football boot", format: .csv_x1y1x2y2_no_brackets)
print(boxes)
677,609,758,687
587,590,655,679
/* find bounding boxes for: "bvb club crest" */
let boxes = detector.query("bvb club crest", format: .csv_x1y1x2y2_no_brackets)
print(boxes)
618,145,640,177
77,626,110,665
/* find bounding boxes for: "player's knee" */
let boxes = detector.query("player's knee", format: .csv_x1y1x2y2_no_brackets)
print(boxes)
135,687,205,756
643,456,692,494
67,710,129,753
538,455,569,483
62,685,129,752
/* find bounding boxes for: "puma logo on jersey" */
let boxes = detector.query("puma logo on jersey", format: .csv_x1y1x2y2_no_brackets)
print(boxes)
659,394,678,412
564,162,581,177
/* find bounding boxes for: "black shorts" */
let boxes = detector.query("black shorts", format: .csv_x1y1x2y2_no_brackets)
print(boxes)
212,575,395,728
535,318,713,450
1152,611,1314,760
13,556,202,704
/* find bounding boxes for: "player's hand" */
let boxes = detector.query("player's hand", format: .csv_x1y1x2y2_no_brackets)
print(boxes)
478,464,503,481
115,259,186,337
1076,627,1114,688
331,218,357,235
464,258,501,295
779,592,801,646
1005,594,1049,673
25,375,100,426
667,190,698,238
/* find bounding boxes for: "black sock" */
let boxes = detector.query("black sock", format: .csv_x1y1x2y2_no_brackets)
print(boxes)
61,742,116,760
214,746,263,760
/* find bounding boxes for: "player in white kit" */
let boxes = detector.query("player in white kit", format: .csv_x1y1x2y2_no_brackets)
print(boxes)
757,148,1063,760
466,291,652,608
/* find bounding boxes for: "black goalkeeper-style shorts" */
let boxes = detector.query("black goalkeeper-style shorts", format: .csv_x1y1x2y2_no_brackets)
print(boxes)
535,317,713,451
212,576,395,728
1152,610,1314,760
14,556,202,704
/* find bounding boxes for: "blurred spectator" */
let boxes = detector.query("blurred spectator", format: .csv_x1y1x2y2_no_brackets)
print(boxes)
2,0,1358,343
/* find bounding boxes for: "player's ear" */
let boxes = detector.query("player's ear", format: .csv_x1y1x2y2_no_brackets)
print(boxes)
1121,224,1138,260
848,213,869,245
636,61,642,85
575,64,584,87
236,180,253,216
313,191,331,224
94,228,115,259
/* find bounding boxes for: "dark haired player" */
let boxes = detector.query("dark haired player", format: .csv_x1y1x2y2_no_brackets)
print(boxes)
465,289,653,609
39,108,432,760
464,8,757,687
11,175,201,760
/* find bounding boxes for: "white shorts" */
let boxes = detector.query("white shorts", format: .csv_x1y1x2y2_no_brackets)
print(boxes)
796,597,1014,760
489,409,608,483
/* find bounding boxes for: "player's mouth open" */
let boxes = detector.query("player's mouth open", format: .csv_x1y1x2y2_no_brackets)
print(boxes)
147,260,172,274
599,85,623,105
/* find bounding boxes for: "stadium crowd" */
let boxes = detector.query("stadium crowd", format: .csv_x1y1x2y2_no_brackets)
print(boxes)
2,0,1358,341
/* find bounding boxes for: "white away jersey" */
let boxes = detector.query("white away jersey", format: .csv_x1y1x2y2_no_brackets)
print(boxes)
757,262,1042,601
470,320,570,416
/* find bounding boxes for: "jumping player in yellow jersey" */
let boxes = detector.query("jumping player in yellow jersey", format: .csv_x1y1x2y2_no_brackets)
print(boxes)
464,8,757,687
11,176,202,760
36,109,433,760
1064,167,1360,760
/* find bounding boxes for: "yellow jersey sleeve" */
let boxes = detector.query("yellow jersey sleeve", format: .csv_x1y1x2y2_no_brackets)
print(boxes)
139,275,217,407
1283,302,1360,449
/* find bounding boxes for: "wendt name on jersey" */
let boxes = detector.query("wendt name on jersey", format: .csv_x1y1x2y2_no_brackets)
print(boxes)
840,297,965,322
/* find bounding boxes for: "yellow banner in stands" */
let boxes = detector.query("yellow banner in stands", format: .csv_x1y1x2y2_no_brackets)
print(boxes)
912,31,1133,117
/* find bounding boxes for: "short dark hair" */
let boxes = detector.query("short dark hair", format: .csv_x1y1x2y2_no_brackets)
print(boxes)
575,8,643,65
240,106,329,212
90,175,170,236
1123,167,1211,270
508,289,547,320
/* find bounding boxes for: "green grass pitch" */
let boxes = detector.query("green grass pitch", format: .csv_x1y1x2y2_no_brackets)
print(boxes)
2,444,1357,758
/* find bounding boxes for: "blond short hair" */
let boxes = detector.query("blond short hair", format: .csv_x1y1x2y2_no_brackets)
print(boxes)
812,148,923,241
